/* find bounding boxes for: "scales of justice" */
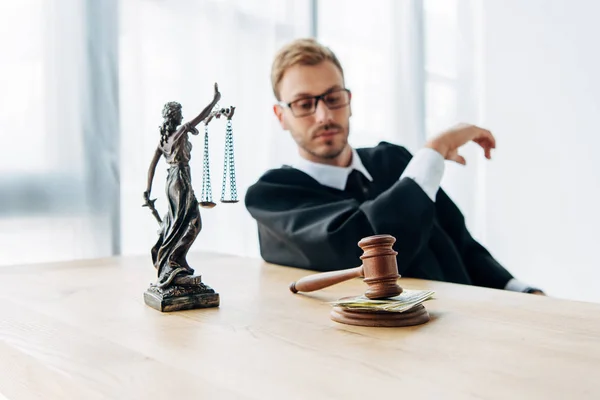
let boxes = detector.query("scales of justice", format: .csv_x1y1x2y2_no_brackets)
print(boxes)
142,83,236,312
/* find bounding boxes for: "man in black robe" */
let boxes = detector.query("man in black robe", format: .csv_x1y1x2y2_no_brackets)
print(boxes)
245,38,542,294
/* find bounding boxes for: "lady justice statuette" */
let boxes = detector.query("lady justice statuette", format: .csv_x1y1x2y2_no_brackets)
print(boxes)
142,83,237,312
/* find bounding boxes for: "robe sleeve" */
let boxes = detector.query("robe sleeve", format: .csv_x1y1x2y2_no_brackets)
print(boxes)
434,188,514,289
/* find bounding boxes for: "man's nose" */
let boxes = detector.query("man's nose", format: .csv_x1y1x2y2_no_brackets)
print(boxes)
314,100,332,123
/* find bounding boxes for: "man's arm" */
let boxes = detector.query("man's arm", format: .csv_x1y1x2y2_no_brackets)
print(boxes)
402,124,542,292
245,169,436,273
396,145,513,288
436,188,544,292
434,188,514,289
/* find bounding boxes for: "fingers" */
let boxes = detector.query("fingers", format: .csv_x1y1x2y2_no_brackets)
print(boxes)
474,137,494,159
470,126,495,160
447,150,467,165
453,155,466,165
473,127,496,148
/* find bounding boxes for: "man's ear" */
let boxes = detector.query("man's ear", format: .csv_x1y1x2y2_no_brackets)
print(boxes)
273,104,288,130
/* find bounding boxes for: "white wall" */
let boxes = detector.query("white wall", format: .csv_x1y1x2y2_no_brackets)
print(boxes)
479,0,600,302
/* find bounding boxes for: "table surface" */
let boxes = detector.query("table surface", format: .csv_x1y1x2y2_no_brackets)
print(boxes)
0,252,599,400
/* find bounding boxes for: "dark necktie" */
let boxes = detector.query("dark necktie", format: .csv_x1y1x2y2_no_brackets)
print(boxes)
345,169,370,201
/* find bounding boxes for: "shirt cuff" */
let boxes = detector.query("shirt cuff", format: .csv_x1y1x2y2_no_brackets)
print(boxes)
504,278,541,293
400,148,445,201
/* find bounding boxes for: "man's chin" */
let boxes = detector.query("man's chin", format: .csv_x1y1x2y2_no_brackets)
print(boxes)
311,144,347,160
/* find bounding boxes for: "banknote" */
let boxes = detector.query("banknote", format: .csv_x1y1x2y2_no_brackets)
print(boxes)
330,289,435,313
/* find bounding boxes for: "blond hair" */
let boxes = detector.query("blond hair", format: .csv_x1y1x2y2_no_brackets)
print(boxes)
271,38,344,101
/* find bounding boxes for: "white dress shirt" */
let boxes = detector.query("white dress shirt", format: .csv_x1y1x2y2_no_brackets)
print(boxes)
292,147,537,293
293,147,373,191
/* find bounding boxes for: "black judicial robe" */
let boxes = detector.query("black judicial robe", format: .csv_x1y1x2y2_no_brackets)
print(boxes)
245,141,514,289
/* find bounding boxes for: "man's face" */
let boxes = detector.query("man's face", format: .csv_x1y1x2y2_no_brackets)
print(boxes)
274,61,351,163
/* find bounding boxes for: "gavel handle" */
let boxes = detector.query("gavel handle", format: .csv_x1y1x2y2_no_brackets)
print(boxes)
289,265,364,294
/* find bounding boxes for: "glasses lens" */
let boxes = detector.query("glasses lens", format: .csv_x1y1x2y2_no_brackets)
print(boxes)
323,89,350,109
290,98,316,117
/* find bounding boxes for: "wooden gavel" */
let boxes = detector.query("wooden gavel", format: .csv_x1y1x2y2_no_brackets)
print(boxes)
289,234,403,300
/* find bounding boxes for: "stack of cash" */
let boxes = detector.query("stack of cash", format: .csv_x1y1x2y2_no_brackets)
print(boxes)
330,289,435,313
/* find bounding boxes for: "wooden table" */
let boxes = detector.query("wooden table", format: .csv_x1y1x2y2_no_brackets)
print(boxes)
1,252,599,399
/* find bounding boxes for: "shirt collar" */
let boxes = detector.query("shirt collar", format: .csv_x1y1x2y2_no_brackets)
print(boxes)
292,147,373,191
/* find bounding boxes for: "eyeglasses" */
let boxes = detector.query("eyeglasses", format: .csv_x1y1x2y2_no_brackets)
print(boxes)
279,88,351,118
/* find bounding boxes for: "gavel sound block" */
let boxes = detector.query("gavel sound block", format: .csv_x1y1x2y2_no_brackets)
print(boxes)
290,234,430,327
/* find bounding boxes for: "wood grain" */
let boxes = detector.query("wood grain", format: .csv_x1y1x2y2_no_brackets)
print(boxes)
0,252,599,399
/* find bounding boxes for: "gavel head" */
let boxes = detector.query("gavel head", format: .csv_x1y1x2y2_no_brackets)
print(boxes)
358,234,403,299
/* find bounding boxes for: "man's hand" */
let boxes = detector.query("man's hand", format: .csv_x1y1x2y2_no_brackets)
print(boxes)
425,123,496,165
529,290,546,296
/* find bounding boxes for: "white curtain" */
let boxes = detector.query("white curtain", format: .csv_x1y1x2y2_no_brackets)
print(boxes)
421,0,489,239
317,0,427,153
119,0,311,258
0,0,310,266
0,0,120,266
423,0,600,303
